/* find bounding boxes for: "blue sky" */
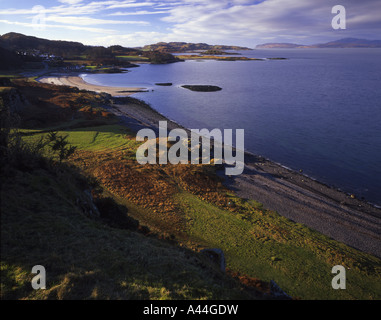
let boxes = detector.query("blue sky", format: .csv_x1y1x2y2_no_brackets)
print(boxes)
0,0,380,47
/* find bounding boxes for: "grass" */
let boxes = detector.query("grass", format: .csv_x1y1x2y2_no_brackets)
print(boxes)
174,192,381,299
116,55,150,61
21,124,139,153
1,161,254,300
18,124,381,300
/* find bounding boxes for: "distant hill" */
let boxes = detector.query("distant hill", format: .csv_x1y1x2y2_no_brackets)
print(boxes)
0,32,86,57
0,32,181,65
256,38,381,48
255,43,305,49
142,42,251,52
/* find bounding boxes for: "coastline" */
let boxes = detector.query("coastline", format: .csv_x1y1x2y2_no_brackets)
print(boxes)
38,73,381,258
38,75,146,97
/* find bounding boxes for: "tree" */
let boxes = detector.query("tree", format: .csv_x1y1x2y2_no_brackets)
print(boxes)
46,131,77,162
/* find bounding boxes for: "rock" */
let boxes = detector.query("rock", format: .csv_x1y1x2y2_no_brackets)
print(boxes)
83,189,100,218
270,280,292,299
155,83,173,86
200,248,226,272
182,85,222,92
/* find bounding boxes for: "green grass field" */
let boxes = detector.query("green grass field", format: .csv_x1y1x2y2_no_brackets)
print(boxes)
21,125,139,152
175,192,381,299
116,55,150,61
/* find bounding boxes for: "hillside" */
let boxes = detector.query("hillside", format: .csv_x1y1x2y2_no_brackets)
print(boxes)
1,79,380,300
0,32,86,57
0,33,181,66
142,42,251,52
0,47,24,70
256,38,381,48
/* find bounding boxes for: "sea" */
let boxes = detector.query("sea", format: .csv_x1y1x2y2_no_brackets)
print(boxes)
81,48,381,206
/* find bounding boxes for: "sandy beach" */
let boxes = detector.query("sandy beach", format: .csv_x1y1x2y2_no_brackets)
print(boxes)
40,74,381,258
38,75,145,97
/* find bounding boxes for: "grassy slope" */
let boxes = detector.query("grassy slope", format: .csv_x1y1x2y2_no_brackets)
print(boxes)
1,150,258,300
19,124,381,300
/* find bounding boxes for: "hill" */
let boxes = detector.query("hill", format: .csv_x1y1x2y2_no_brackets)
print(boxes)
0,47,24,70
142,42,251,52
256,38,381,48
0,32,86,57
0,32,181,65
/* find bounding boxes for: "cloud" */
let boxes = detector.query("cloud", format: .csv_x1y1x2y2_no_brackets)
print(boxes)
45,15,150,26
0,1,157,16
1,0,380,47
0,19,117,34
57,0,83,4
93,31,172,47
159,0,381,45
108,10,168,16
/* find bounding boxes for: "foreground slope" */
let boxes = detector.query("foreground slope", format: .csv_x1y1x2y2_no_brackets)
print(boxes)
1,78,381,300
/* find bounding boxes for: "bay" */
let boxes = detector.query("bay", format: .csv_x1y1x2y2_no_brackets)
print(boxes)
83,48,381,206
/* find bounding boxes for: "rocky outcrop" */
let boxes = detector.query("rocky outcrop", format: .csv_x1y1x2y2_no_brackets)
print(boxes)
76,189,100,218
201,248,226,273
182,85,222,92
155,83,173,86
0,85,28,114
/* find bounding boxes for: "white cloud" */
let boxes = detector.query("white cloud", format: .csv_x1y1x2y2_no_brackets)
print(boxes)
109,10,168,16
159,0,381,45
57,0,83,4
92,31,185,47
0,19,117,34
1,0,380,47
45,15,149,26
0,1,157,16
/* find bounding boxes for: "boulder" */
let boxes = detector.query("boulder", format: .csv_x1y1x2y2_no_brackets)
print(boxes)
200,248,226,272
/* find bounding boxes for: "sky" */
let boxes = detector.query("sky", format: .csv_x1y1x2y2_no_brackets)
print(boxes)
0,0,380,48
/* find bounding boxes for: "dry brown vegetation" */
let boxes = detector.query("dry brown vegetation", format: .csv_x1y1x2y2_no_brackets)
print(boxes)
9,79,114,128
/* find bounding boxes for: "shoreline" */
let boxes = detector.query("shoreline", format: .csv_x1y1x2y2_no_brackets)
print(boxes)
38,74,146,97
38,73,381,258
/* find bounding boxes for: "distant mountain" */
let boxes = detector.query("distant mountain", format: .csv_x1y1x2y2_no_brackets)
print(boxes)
314,38,381,48
255,43,305,49
142,42,252,52
256,38,381,49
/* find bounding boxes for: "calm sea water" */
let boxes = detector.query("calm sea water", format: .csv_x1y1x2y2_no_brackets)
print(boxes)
83,49,381,206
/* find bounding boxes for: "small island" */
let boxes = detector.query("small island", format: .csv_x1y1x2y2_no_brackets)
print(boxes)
155,82,173,86
181,85,222,92
202,49,239,55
